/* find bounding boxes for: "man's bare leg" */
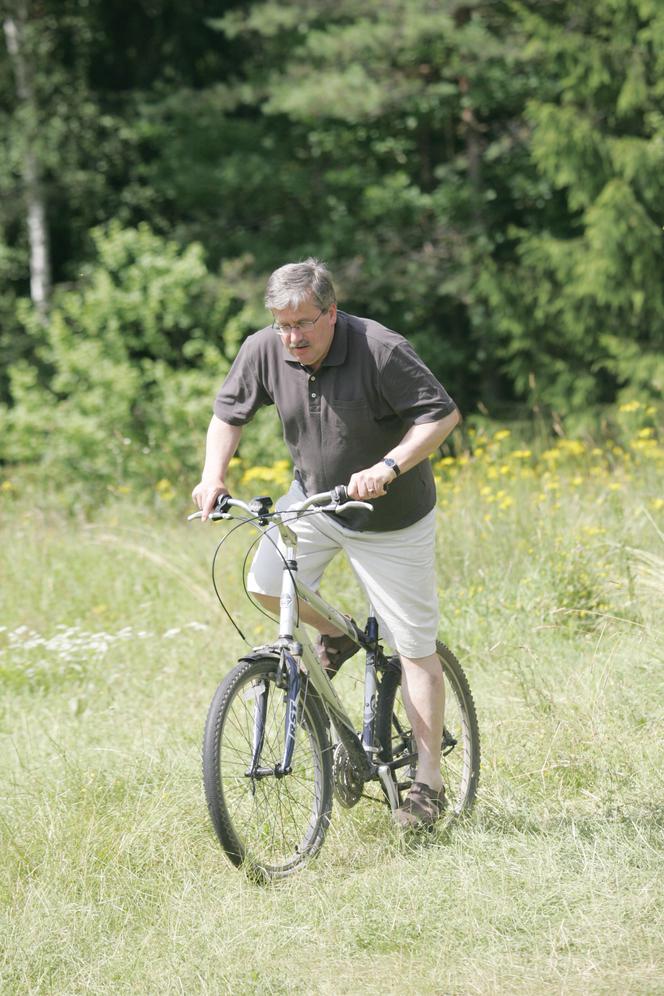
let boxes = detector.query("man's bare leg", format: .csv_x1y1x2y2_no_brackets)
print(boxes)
399,652,445,792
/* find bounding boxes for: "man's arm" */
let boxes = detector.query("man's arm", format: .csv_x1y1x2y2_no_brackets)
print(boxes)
347,408,460,501
192,416,243,520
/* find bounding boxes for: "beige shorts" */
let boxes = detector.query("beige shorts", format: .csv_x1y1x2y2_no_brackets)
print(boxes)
247,481,439,658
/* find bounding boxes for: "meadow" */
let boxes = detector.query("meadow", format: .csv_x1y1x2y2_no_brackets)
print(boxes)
1,411,663,995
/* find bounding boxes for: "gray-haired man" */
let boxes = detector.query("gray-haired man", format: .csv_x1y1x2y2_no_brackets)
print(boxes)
192,259,460,828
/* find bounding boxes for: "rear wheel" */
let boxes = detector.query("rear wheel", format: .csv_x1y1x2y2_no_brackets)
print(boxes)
202,656,333,880
375,641,480,814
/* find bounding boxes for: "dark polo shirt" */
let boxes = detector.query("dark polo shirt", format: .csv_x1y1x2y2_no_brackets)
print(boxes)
214,311,457,532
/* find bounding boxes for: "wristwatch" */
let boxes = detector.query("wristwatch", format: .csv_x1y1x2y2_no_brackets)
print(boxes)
382,457,401,478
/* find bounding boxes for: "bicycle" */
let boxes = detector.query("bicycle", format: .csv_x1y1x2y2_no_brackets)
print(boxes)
190,486,480,881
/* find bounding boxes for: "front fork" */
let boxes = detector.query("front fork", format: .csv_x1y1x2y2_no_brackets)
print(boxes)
247,650,300,780
277,651,300,776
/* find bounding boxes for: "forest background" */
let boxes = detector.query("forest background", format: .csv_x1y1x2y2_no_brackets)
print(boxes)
1,0,663,501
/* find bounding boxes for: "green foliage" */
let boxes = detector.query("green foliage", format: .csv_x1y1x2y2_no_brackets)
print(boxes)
0,224,233,499
482,0,664,413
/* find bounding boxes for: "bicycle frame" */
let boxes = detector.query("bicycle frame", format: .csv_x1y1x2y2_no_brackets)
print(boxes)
263,507,402,809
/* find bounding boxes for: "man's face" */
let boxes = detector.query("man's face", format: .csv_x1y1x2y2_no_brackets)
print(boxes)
272,296,337,370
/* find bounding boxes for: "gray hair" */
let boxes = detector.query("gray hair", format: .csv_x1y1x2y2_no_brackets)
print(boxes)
264,258,337,312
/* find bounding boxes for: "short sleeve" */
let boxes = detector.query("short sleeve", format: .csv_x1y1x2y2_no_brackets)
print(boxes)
213,339,273,425
380,341,457,424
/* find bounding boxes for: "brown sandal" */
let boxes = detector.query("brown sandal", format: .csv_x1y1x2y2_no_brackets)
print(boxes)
314,632,358,676
393,781,447,830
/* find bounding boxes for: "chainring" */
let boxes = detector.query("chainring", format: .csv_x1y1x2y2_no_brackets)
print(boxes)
332,742,365,808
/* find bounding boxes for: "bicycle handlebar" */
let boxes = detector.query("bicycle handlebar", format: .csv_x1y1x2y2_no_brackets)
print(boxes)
187,486,373,522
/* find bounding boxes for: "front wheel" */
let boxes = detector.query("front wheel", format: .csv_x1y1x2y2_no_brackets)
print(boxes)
202,655,333,880
375,641,480,815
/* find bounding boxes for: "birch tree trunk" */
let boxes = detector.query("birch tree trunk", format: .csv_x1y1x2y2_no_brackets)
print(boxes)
3,0,51,316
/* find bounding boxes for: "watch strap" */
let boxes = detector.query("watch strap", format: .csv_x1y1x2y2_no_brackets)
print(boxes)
383,457,401,477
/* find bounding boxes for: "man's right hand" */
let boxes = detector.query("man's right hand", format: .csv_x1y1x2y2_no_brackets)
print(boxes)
191,482,229,521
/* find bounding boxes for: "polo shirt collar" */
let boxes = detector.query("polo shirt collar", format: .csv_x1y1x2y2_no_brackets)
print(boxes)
282,311,349,370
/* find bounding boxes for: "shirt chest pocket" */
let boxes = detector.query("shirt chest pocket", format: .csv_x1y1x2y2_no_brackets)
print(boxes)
324,398,372,430
327,398,371,412
326,395,396,427
321,399,377,453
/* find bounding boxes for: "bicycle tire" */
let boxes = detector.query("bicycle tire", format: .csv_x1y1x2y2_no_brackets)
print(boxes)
374,640,480,815
202,655,333,880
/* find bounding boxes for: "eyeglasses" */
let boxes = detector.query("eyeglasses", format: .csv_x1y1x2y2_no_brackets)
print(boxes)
272,308,327,335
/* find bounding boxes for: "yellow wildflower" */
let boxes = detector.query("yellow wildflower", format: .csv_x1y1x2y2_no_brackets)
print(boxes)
558,439,585,456
619,401,641,413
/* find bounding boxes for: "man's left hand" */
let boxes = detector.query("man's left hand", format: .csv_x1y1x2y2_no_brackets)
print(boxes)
347,461,396,501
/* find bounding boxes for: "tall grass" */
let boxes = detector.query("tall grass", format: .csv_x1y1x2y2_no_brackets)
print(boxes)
1,427,663,994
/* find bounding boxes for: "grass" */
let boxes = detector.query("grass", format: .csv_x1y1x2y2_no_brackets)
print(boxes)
1,427,663,994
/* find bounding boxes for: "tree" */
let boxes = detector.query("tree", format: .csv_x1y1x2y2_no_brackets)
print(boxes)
480,0,664,413
2,0,51,316
207,0,532,409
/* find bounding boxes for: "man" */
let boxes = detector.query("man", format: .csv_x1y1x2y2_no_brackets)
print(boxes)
192,259,460,829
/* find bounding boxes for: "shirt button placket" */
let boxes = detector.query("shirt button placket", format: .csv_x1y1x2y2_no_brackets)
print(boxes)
308,373,320,412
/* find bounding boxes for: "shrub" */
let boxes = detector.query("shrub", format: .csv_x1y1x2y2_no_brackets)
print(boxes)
0,223,235,502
